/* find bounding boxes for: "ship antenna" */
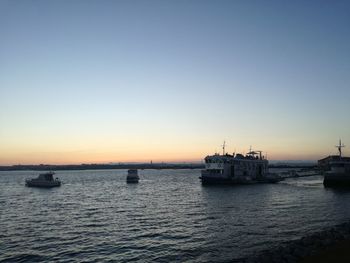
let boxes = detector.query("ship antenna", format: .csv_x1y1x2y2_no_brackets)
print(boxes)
335,139,345,158
222,141,226,155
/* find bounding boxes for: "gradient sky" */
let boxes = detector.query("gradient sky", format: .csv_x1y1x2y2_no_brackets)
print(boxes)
1,0,350,165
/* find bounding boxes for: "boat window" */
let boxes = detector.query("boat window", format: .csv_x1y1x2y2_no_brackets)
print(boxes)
333,163,345,167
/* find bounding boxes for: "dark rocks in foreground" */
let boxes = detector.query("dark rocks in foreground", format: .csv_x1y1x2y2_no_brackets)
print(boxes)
244,222,350,263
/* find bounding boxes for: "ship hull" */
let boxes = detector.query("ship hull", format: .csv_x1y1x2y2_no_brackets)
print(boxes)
126,178,139,183
200,175,282,185
25,181,61,188
200,176,249,185
323,173,350,187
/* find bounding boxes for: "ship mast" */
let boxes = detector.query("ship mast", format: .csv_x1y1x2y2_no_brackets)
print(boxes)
222,141,226,155
336,139,345,158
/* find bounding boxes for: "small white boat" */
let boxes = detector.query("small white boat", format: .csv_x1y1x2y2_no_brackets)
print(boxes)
25,172,61,188
126,169,139,183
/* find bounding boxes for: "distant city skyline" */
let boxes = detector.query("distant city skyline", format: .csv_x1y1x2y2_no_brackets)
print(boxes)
1,0,350,165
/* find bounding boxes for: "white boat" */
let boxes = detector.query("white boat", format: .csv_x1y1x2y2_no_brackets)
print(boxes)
126,169,139,183
25,172,61,188
200,143,283,185
323,140,350,187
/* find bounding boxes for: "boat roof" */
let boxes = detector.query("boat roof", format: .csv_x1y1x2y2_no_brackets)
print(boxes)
318,155,350,162
205,153,266,161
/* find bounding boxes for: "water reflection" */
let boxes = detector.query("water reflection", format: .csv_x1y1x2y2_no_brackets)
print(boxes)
2,170,350,262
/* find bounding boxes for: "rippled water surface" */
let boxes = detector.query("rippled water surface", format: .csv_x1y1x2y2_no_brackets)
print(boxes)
2,169,350,262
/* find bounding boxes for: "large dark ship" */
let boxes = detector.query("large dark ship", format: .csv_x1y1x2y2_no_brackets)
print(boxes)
322,140,350,187
200,142,282,185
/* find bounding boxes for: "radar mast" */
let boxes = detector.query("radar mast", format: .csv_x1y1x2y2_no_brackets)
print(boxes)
222,141,226,155
336,139,345,158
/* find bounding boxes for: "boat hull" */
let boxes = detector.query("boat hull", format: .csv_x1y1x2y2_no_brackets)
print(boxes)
126,179,139,183
25,181,61,188
126,178,139,183
323,174,350,187
200,175,282,185
200,176,251,185
126,175,139,183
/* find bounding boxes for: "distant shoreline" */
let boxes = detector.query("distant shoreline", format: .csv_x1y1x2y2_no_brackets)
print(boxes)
0,163,316,172
0,163,204,171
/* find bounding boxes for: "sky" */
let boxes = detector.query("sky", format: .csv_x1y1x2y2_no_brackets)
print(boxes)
1,0,350,165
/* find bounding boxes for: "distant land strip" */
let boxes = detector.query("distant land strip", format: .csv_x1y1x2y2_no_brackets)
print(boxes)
0,163,317,171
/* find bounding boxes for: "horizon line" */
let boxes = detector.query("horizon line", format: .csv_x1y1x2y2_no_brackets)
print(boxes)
0,159,320,166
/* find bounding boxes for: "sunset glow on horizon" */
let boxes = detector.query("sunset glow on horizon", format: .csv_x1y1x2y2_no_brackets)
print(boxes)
1,1,350,166
1,137,348,165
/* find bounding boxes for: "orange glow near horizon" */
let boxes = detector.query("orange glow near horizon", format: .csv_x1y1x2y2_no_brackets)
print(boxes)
0,126,348,166
0,142,343,166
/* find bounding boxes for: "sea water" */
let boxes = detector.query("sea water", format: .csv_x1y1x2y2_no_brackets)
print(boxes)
1,169,350,262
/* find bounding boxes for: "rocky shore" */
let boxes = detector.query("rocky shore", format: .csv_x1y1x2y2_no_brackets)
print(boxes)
245,221,350,263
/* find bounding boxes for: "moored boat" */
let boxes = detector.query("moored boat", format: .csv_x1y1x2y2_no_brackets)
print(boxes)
127,169,139,183
25,172,61,188
322,140,350,187
200,143,283,185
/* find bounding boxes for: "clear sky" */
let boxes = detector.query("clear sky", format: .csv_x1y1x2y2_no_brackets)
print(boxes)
1,0,350,165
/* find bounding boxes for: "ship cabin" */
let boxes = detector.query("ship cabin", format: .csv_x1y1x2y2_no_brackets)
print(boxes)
38,172,55,181
318,155,350,171
328,161,350,174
